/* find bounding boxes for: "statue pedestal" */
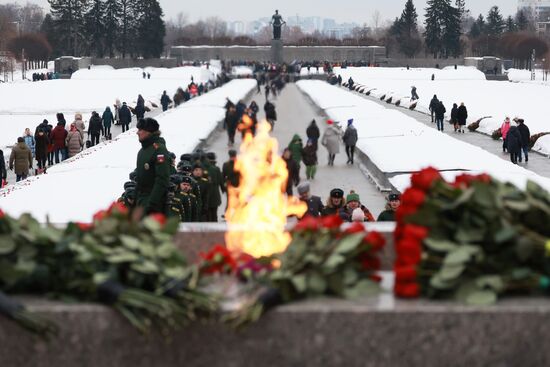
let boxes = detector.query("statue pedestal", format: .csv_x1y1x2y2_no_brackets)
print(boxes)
271,39,284,64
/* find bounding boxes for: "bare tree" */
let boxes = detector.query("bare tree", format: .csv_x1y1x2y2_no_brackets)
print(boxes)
203,17,227,39
371,10,382,31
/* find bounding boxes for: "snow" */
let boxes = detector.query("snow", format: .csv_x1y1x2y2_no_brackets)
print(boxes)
0,79,256,223
231,66,254,76
296,80,550,192
335,66,550,155
0,66,214,152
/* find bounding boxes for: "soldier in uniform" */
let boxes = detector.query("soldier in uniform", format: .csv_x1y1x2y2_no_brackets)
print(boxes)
177,176,200,222
134,117,170,215
192,163,210,221
168,175,184,221
204,152,225,222
178,161,202,212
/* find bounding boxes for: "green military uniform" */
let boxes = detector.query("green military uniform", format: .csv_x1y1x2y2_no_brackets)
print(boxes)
177,191,199,222
377,210,395,222
193,174,210,221
135,133,170,214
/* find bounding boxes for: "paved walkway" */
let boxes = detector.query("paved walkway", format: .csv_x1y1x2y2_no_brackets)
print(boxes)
345,86,550,179
205,83,388,219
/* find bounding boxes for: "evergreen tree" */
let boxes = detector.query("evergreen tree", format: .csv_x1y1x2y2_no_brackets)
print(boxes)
83,0,105,57
103,0,121,57
41,13,61,57
396,0,421,57
424,0,461,58
469,14,485,38
47,0,90,56
486,6,505,36
389,17,402,37
506,16,517,33
134,0,166,58
515,9,530,31
118,0,138,58
443,5,462,57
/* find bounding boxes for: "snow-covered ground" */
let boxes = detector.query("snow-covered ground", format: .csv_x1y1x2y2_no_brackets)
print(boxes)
297,80,550,193
335,66,550,155
0,79,255,222
0,66,215,157
231,66,254,76
300,67,326,75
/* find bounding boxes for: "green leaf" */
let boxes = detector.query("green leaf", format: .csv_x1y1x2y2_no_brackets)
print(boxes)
475,275,504,292
323,254,345,270
131,261,160,274
307,272,327,294
424,239,458,253
120,235,141,250
0,235,16,255
493,227,517,244
143,217,161,232
343,267,359,286
156,242,176,259
291,274,307,293
444,246,480,266
93,272,111,285
466,290,497,305
439,264,465,281
334,233,364,255
343,279,379,299
107,252,140,263
429,274,455,290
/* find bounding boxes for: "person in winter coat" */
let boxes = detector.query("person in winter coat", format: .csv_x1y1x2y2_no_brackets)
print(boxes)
429,95,439,123
297,182,324,218
288,134,303,168
34,128,49,171
321,188,345,216
377,193,401,222
457,102,468,133
114,98,121,124
87,111,103,147
348,77,354,90
225,105,239,147
515,118,531,163
102,106,114,139
450,103,459,132
435,101,446,132
56,112,66,128
302,139,318,180
66,123,83,158
119,102,132,132
248,101,259,135
73,113,86,139
500,117,511,153
282,148,300,196
338,191,375,222
23,128,35,157
50,122,68,163
204,152,225,222
411,86,419,100
9,137,33,182
264,100,277,129
35,119,51,136
0,149,7,187
321,120,342,166
306,119,320,150
135,94,146,119
343,119,358,164
506,122,522,164
161,91,172,112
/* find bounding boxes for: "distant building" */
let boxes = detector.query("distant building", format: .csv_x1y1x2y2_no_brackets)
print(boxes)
518,0,550,21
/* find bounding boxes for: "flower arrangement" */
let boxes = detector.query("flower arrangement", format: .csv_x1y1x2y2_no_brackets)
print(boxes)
394,167,550,305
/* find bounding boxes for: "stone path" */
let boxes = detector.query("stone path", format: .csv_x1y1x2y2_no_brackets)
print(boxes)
345,86,550,179
204,83,388,220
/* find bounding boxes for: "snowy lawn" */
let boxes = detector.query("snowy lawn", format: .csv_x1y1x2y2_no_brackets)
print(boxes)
297,80,550,192
0,79,255,222
334,66,550,155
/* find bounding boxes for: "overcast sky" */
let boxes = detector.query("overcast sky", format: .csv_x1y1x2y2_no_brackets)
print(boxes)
1,0,519,24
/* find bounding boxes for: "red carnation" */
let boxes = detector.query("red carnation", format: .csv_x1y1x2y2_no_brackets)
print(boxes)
321,214,344,229
394,282,420,298
396,238,422,265
0,209,4,219
402,224,428,241
108,202,129,215
395,204,418,223
476,173,491,184
411,167,442,192
369,274,383,283
361,256,381,271
294,215,320,231
199,244,238,275
400,188,426,209
395,265,417,282
76,222,93,231
363,231,385,251
93,210,108,222
149,213,167,226
345,222,366,234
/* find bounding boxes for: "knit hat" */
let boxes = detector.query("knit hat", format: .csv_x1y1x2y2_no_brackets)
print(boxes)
346,191,360,203
297,182,310,195
136,117,159,133
351,208,365,222
347,119,354,126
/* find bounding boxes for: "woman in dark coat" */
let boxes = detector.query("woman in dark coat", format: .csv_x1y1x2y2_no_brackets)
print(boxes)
457,102,468,133
306,120,320,150
302,139,318,180
282,148,300,196
34,128,49,170
450,103,459,132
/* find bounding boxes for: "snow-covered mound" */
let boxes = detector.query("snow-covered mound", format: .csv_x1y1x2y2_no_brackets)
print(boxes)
231,66,254,76
336,66,550,155
297,80,550,193
0,79,256,222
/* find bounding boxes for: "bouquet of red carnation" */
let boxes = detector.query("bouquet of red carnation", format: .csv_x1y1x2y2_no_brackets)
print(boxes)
394,167,550,305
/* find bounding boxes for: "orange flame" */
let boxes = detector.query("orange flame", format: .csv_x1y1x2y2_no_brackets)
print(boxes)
225,120,307,258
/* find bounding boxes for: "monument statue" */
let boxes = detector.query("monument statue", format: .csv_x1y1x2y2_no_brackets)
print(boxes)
270,10,286,40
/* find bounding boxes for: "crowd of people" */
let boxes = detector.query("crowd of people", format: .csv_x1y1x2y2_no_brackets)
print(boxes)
122,116,402,224
31,72,60,82
500,117,531,164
